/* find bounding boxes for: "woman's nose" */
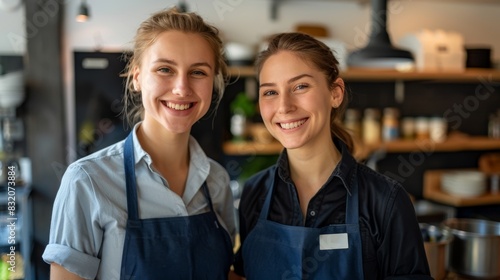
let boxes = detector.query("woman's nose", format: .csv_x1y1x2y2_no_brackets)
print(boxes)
172,74,190,96
277,94,295,114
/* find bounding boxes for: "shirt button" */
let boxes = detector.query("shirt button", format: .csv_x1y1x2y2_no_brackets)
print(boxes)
310,210,316,217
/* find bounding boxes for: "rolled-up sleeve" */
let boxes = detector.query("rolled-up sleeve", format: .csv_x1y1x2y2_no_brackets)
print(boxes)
42,164,103,279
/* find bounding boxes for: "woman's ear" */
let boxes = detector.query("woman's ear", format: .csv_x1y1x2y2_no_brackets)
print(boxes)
330,77,344,108
132,66,141,92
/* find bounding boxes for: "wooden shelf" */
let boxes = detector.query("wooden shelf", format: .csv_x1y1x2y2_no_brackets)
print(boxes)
423,169,500,207
356,136,500,159
223,136,500,157
228,66,255,78
342,68,500,82
223,140,283,156
228,66,500,82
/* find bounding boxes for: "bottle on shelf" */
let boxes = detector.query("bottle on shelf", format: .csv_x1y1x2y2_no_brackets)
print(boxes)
414,117,430,141
489,110,500,139
362,108,381,144
344,108,362,141
429,117,447,143
382,107,400,142
401,117,415,140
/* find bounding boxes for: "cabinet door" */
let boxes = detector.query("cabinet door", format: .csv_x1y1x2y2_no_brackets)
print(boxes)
74,51,130,158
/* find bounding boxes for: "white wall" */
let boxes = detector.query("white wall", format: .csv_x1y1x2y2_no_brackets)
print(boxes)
2,1,499,57
1,0,499,162
0,4,25,54
61,0,500,59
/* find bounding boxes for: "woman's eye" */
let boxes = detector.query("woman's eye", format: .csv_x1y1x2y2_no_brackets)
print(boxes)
295,84,308,91
262,90,277,96
157,67,172,73
192,70,207,76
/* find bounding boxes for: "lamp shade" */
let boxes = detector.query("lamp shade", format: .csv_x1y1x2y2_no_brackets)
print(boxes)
347,0,414,69
76,1,90,22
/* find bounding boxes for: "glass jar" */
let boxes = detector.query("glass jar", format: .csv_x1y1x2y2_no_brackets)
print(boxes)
415,117,430,140
429,117,447,143
382,107,400,141
344,108,362,141
362,108,381,144
489,113,500,139
401,117,415,140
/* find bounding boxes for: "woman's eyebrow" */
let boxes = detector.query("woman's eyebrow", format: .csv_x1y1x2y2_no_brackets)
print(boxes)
152,59,212,69
259,73,313,88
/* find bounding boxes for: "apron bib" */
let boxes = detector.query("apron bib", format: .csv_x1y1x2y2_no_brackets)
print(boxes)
242,168,364,279
120,133,233,280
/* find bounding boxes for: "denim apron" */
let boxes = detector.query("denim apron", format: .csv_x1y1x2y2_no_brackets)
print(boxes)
242,168,365,279
120,133,233,280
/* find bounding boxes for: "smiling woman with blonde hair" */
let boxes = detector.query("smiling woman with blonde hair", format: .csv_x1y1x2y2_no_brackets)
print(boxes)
43,8,236,280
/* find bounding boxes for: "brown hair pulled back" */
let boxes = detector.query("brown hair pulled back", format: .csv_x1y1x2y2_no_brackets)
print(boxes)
255,32,354,153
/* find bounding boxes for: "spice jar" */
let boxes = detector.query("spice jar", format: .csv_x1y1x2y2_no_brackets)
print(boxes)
414,117,430,140
382,107,400,141
401,117,415,140
429,117,447,143
344,108,362,141
489,112,500,139
362,108,381,144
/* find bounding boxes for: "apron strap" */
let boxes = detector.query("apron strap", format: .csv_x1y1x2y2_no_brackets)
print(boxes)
201,182,216,214
258,167,277,220
124,132,140,221
344,167,359,224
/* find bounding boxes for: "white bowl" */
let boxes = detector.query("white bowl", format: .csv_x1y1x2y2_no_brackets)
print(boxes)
0,71,24,91
0,89,25,108
225,42,255,62
441,171,486,197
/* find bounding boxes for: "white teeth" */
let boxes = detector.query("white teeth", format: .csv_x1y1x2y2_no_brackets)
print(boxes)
166,102,192,111
280,119,306,130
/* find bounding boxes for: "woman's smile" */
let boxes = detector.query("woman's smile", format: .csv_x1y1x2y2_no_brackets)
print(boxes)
163,101,195,111
277,118,308,130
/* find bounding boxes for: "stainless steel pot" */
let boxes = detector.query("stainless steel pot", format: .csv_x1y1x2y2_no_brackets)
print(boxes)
442,218,500,279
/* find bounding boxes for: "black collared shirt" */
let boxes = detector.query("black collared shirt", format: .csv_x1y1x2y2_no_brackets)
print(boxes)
234,139,432,280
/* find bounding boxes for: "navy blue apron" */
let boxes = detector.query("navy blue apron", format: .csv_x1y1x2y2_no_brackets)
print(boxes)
120,133,233,280
242,167,365,279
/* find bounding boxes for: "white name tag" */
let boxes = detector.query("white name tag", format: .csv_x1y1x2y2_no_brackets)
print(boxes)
319,233,349,250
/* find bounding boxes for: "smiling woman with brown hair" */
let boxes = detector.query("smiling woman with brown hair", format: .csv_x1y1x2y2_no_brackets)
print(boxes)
233,32,432,280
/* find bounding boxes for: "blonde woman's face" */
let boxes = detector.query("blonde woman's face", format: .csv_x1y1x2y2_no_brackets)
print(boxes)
133,30,215,135
258,51,343,150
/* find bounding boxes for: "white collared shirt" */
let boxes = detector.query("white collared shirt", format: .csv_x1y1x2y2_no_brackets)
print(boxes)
42,124,236,279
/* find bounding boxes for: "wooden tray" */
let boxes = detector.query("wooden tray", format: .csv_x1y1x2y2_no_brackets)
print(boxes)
423,169,500,207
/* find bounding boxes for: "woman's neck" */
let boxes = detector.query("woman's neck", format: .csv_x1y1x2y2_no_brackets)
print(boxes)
137,122,190,165
287,138,342,219
288,142,341,188
136,122,190,196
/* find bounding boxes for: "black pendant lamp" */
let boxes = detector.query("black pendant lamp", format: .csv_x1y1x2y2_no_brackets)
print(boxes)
347,0,414,69
177,0,188,13
76,0,90,22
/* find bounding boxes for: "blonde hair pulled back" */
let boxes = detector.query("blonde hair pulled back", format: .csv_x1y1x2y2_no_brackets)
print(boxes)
122,8,228,126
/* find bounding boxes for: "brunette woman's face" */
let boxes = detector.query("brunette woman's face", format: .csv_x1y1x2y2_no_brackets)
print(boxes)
133,31,215,135
258,51,343,150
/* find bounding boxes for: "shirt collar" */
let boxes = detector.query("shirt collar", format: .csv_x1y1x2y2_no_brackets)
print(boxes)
130,122,210,177
276,138,357,195
131,123,149,164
